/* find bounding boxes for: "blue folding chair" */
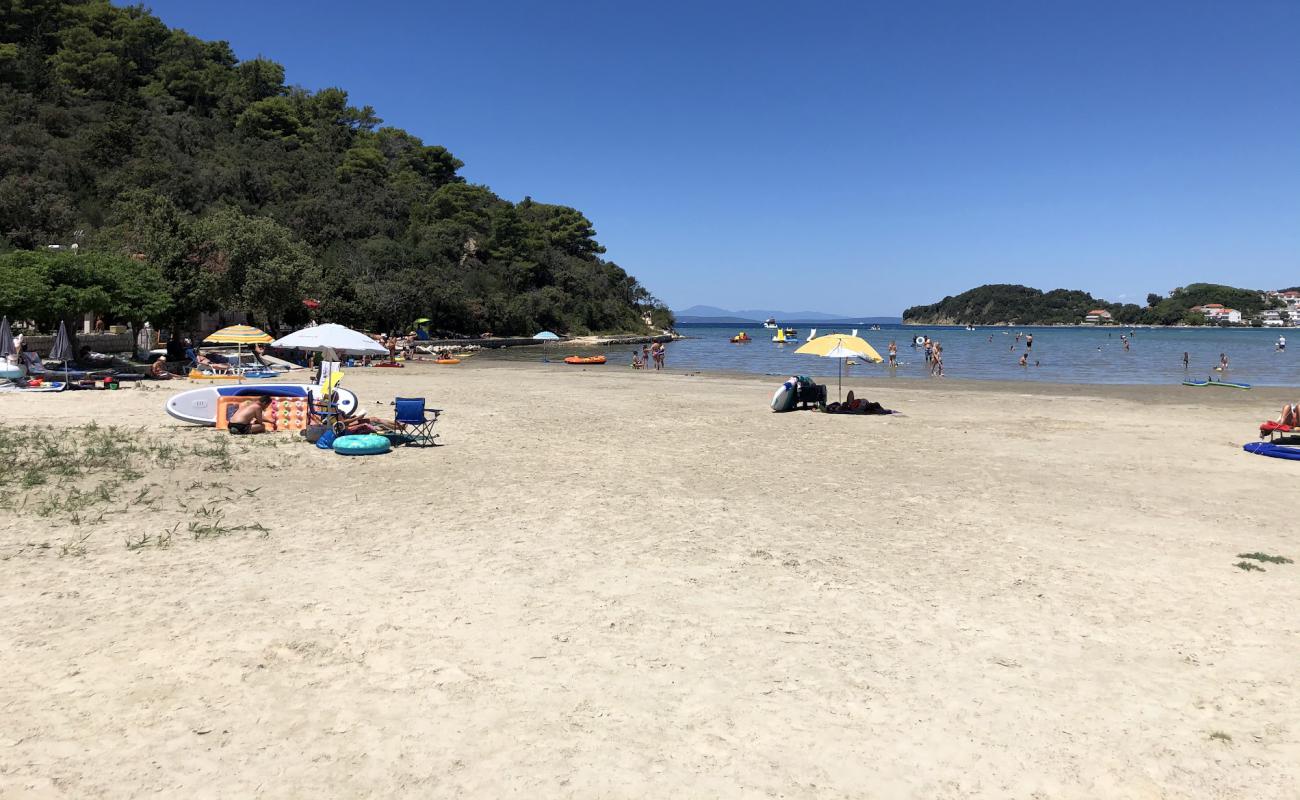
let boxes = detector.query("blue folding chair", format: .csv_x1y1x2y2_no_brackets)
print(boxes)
391,397,442,447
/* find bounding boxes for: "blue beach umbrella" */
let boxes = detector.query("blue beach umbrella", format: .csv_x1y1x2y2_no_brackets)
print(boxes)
533,331,560,340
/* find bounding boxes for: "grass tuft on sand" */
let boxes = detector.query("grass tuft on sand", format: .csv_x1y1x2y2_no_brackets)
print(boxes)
0,423,280,557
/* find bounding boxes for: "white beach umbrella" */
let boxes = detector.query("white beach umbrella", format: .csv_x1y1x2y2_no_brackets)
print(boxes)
271,323,388,356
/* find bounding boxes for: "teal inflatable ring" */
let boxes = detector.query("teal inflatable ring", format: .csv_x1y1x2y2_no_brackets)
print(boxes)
333,433,392,456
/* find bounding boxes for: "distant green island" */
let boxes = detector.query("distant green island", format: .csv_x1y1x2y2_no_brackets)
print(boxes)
902,283,1300,327
0,0,671,338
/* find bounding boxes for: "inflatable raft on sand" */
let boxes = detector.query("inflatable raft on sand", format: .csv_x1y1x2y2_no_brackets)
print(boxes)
166,384,358,426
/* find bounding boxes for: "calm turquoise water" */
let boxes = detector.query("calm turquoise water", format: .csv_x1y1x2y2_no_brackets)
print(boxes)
484,323,1300,387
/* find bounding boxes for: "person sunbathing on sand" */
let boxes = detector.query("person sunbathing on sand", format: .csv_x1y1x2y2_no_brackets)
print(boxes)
150,357,173,380
827,390,887,415
228,396,271,435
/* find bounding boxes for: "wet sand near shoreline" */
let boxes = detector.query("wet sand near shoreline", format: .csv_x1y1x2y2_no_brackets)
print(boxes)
3,363,1298,797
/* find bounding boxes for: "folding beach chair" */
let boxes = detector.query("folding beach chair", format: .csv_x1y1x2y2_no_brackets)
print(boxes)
308,390,347,434
391,397,442,447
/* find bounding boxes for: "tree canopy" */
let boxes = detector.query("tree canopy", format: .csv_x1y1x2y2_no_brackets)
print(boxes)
0,249,170,329
0,0,670,335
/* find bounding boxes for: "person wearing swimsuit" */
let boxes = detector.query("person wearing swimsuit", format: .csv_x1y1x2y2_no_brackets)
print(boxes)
228,396,271,435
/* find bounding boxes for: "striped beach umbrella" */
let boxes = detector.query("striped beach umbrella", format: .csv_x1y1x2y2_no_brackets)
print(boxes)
204,325,273,344
204,325,272,381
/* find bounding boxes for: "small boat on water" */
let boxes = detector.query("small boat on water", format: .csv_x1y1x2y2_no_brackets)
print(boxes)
730,332,751,343
763,318,778,329
564,355,607,365
772,327,799,344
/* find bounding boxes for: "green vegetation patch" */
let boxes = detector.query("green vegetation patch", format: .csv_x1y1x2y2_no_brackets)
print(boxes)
0,423,276,556
1236,552,1293,565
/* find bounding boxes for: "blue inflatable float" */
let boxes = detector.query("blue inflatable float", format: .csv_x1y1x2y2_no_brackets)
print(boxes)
333,433,391,456
1243,441,1300,461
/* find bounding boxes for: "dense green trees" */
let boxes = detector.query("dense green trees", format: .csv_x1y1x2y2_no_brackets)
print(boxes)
902,285,1114,325
0,0,670,336
0,249,170,330
903,283,1274,326
1143,284,1275,324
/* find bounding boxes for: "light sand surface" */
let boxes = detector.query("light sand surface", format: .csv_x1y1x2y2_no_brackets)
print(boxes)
2,364,1298,798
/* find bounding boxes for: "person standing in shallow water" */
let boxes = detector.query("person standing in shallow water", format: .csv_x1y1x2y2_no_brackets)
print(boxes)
887,340,897,367
1182,352,1189,369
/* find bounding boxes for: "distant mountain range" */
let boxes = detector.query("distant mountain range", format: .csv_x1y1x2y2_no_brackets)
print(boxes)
676,305,901,324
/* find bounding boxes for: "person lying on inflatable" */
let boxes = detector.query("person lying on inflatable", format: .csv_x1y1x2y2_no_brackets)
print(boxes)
228,396,271,435
824,391,892,415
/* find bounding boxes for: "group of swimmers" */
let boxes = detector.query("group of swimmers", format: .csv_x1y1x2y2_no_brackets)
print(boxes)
893,336,944,376
631,342,667,370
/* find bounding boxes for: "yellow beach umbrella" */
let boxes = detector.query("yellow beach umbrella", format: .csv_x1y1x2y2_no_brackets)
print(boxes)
203,325,273,380
795,333,883,400
204,324,273,344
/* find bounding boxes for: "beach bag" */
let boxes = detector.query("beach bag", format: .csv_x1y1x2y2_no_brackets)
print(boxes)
315,429,337,450
301,424,326,444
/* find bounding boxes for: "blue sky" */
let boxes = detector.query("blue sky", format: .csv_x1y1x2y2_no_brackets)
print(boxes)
137,0,1299,315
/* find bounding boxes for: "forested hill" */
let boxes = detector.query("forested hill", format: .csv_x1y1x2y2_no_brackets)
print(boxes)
0,0,671,336
903,283,1276,326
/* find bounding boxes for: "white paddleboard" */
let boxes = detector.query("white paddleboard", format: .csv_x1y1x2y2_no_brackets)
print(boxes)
165,383,358,426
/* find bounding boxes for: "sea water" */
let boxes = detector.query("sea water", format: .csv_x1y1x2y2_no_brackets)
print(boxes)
482,323,1300,387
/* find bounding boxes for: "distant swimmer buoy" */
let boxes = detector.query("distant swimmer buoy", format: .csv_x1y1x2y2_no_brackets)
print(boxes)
912,335,925,346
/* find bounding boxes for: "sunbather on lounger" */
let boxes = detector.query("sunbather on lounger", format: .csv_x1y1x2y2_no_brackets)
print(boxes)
1274,404,1298,428
196,353,230,373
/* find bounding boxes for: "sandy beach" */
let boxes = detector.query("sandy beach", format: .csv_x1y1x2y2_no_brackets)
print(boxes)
2,363,1298,798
